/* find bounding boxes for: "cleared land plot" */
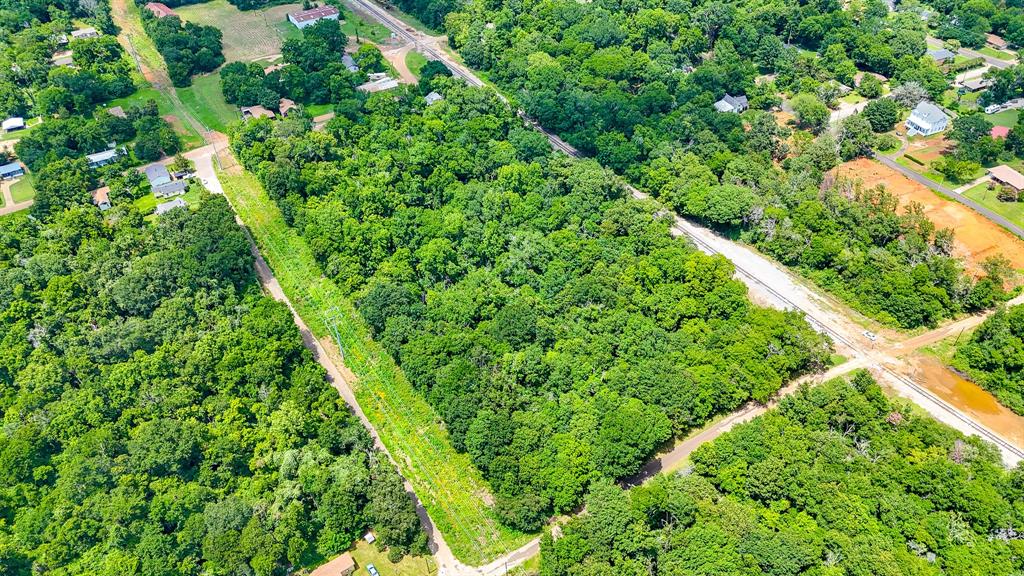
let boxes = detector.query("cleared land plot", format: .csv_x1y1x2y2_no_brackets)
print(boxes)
963,182,1024,229
897,134,984,187
217,165,533,566
178,74,238,134
175,0,303,62
836,158,1024,271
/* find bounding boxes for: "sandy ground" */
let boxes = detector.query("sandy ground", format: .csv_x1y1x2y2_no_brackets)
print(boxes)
836,158,1024,271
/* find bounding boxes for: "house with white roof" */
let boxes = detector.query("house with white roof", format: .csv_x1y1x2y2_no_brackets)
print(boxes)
288,5,340,29
714,94,748,113
905,101,948,136
86,147,124,169
2,117,25,133
154,197,188,215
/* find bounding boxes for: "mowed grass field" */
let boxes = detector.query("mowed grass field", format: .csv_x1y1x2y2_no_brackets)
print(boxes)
178,74,239,134
176,0,303,62
217,164,534,566
963,182,1024,228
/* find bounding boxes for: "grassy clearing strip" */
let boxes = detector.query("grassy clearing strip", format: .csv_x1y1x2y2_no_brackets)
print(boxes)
178,74,239,134
217,167,533,566
963,182,1024,228
405,51,427,78
106,87,205,148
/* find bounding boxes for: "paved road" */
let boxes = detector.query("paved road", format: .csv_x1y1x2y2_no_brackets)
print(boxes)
927,36,1015,70
874,152,1024,239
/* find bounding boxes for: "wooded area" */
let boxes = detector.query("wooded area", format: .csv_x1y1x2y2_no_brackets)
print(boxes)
0,195,424,575
137,2,224,87
432,0,1010,328
230,80,833,529
541,372,1024,576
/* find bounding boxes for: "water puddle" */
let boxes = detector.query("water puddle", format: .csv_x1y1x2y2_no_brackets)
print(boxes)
912,355,1024,449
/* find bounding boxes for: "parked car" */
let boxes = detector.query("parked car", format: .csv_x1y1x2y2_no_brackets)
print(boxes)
863,330,878,342
367,564,380,576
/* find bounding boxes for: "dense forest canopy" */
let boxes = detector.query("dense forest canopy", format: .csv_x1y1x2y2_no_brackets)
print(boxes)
229,81,833,529
0,196,425,575
415,0,1011,328
953,304,1024,416
541,372,1024,576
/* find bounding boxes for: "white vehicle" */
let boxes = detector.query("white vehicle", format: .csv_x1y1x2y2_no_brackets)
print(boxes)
863,330,878,342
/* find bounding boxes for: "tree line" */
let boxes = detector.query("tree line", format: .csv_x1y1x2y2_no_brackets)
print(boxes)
542,371,1024,576
229,80,833,530
137,2,224,87
0,194,425,575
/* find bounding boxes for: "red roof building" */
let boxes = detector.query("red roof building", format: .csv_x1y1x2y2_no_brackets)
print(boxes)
288,5,340,28
145,2,177,18
991,125,1010,139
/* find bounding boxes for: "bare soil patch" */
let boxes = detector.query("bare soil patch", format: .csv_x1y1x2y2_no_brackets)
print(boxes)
835,158,1024,272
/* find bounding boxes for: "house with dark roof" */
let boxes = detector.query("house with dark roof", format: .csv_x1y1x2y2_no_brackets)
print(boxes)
153,180,188,198
714,94,748,113
288,5,340,29
926,48,956,64
144,163,172,187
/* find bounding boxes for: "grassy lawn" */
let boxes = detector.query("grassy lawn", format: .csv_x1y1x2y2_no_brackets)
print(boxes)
839,92,866,105
985,109,1020,128
978,46,1016,61
176,0,303,63
178,74,239,134
349,540,437,576
405,51,428,78
217,165,534,566
340,12,392,44
10,174,35,203
894,155,982,189
963,182,1024,228
306,103,334,117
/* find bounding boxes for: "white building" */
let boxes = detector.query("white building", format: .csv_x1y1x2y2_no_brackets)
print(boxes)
2,117,25,132
714,94,748,113
287,5,340,29
905,101,948,136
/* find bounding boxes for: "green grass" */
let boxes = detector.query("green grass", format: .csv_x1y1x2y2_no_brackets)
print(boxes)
271,19,304,43
977,46,1016,61
349,540,436,576
217,165,534,566
839,92,866,105
963,182,1024,228
176,0,303,63
405,51,428,79
133,183,204,216
895,154,984,188
364,0,441,35
178,74,239,134
306,103,334,117
9,174,35,203
985,109,1020,128
0,209,28,225
106,87,206,149
340,12,392,44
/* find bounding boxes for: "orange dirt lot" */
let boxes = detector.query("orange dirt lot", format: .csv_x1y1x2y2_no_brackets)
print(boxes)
835,158,1024,272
